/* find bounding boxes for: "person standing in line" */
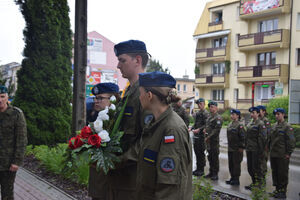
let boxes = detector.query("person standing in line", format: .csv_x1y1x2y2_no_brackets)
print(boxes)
269,108,295,199
189,98,209,177
244,107,267,190
225,109,245,186
108,40,151,200
0,85,27,200
257,105,271,177
172,98,190,127
136,71,192,200
203,101,223,181
87,83,119,200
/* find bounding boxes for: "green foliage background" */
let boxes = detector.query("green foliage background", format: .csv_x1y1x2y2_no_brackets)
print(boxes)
146,59,170,73
13,0,73,145
266,96,289,124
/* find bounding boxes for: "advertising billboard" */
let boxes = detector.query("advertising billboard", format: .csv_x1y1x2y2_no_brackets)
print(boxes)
241,0,280,14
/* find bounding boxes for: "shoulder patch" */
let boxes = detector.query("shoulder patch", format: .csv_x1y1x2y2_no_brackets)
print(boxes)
262,125,266,129
240,126,243,129
217,120,221,125
160,157,175,173
144,114,153,125
266,122,270,125
143,149,158,164
290,127,293,131
164,135,175,144
124,106,133,117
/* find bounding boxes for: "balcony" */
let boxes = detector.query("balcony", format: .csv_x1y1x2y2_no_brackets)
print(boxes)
195,46,230,63
239,0,290,19
238,29,290,51
237,64,288,83
195,73,229,88
236,99,270,111
208,21,223,33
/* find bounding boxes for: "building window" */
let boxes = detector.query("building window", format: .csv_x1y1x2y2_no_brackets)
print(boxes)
193,86,195,92
259,18,278,32
212,89,224,101
183,84,187,92
257,52,276,66
177,84,180,92
234,89,239,103
213,36,228,48
212,10,223,23
212,63,225,75
255,84,275,100
297,48,300,65
297,13,300,30
195,92,199,97
234,61,239,75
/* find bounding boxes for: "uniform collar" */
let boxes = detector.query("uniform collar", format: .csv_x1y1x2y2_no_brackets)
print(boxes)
124,81,139,98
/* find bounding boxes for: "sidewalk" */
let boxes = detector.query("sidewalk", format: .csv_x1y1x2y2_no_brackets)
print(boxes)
0,168,76,200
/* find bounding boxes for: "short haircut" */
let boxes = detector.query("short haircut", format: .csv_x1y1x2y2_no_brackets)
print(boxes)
127,53,149,68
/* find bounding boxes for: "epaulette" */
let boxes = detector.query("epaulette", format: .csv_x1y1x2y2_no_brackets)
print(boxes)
13,106,23,113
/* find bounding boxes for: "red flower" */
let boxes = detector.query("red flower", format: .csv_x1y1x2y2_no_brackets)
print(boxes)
68,136,84,149
80,126,93,139
88,134,101,148
68,137,77,149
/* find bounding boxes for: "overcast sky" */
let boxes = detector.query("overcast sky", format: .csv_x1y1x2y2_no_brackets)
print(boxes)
0,0,209,78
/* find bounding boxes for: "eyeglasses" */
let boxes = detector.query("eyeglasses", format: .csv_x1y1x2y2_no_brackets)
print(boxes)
94,96,110,102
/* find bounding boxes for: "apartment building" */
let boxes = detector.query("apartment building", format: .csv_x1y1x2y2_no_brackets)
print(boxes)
0,62,21,96
193,0,300,119
176,75,196,101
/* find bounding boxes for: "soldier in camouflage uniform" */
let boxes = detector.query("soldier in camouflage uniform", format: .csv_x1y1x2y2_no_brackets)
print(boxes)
244,107,267,190
269,108,295,199
257,105,271,177
172,99,190,127
203,101,223,181
189,98,209,176
226,109,245,185
0,85,27,200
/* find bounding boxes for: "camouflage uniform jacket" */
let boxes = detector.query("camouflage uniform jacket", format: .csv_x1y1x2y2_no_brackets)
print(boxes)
0,105,27,171
205,112,223,147
172,104,190,127
137,106,192,200
260,116,271,142
245,119,267,152
269,121,295,158
192,109,209,131
227,120,245,151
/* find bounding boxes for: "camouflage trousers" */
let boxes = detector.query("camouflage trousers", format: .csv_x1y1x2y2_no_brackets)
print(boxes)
0,171,16,200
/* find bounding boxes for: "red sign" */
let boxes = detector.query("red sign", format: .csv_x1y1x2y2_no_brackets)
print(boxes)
91,72,101,83
242,0,280,14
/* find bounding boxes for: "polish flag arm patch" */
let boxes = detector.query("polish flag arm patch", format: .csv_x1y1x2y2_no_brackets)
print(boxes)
164,135,175,143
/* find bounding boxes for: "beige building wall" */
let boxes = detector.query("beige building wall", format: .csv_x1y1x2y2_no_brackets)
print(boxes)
194,0,295,111
176,78,195,101
290,0,300,80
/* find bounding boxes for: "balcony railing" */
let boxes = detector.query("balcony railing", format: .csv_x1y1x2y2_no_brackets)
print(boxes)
195,73,229,88
208,21,223,32
238,29,289,51
237,64,288,83
195,46,228,62
239,0,290,19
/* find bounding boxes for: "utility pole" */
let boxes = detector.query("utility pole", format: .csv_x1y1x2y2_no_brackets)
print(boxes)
72,0,87,135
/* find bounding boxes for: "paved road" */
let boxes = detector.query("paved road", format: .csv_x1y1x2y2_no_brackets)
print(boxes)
192,128,300,200
0,168,75,200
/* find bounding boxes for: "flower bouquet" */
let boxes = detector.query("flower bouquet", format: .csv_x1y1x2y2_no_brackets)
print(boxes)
67,96,128,174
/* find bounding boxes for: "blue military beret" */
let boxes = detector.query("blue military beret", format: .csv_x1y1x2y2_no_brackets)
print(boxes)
230,109,241,115
249,107,260,113
114,40,149,57
139,71,176,88
92,83,119,95
208,101,218,107
0,85,8,94
257,105,266,111
273,108,286,115
195,98,205,104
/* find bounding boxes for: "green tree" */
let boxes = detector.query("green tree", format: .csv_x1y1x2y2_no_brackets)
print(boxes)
146,59,170,73
14,0,73,145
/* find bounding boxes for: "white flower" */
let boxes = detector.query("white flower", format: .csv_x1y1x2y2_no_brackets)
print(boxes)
110,95,116,101
94,120,103,133
98,130,111,142
109,104,116,111
97,107,109,121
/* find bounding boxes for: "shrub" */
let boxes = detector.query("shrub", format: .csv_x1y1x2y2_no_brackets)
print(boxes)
221,109,231,127
292,125,300,148
266,96,289,124
193,177,214,200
